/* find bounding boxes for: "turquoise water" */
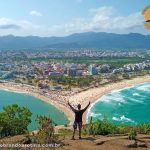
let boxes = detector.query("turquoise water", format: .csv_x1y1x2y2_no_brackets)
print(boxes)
0,71,5,76
0,89,69,131
88,82,150,125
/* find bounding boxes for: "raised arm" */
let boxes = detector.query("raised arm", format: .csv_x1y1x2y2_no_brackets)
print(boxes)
67,101,76,112
83,101,91,112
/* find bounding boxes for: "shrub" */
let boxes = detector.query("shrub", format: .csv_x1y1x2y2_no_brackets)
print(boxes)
83,120,150,136
30,115,59,144
84,121,120,135
118,125,132,134
136,124,150,134
128,129,137,140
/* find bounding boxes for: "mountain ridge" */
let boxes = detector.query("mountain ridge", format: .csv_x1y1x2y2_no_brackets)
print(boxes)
0,32,150,50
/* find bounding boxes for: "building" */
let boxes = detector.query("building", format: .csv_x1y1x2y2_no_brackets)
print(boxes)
51,86,62,90
67,68,77,77
49,72,63,77
88,65,97,75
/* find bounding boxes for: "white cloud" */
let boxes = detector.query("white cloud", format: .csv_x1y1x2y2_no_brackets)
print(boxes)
46,6,144,36
0,18,22,30
0,17,44,36
89,6,115,15
0,6,146,36
0,17,40,30
30,10,43,17
0,24,21,29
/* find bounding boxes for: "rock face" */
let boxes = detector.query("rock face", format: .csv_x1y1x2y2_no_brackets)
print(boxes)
124,140,147,148
94,139,105,145
125,140,137,148
137,141,147,148
21,138,32,144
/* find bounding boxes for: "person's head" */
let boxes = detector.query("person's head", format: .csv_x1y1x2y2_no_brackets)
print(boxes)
77,104,81,110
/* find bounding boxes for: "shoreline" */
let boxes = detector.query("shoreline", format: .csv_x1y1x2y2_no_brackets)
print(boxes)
0,82,73,125
67,75,150,124
0,75,150,125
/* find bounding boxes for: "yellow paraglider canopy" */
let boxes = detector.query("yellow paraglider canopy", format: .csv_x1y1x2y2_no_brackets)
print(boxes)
142,5,150,30
142,5,150,21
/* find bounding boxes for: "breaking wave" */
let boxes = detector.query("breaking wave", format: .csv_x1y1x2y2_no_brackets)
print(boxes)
87,82,150,125
136,83,150,92
112,115,134,123
89,112,102,118
133,93,140,96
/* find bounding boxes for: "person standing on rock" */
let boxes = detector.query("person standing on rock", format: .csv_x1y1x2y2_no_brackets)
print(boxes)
68,101,91,140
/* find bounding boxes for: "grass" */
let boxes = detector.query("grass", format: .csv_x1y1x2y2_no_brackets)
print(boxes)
58,129,72,137
30,56,149,68
57,128,73,140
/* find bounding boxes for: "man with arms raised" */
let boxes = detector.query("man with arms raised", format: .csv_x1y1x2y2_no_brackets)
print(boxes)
68,101,91,140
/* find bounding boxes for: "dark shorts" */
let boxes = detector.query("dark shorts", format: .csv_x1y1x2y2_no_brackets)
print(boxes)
73,122,82,129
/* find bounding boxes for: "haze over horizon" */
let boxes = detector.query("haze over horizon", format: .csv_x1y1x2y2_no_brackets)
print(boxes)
0,31,150,38
0,0,150,37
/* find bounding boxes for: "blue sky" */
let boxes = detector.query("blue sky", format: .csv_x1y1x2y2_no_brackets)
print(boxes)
0,0,149,36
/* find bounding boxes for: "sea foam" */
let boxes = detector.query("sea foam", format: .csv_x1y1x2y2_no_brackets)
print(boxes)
0,88,27,94
89,112,102,118
112,115,134,123
101,92,126,103
137,84,150,92
133,93,140,96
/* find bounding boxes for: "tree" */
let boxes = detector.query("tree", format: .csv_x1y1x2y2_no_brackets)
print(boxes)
93,75,102,86
109,74,120,82
122,73,131,79
0,104,32,138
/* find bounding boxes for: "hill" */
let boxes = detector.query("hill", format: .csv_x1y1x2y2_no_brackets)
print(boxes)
0,133,150,150
0,32,150,50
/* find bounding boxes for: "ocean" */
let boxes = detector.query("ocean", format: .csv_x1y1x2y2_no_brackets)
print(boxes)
0,89,69,131
87,82,150,125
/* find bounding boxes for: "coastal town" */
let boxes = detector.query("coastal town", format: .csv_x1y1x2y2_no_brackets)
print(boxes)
1,1,150,149
0,49,150,116
0,49,150,87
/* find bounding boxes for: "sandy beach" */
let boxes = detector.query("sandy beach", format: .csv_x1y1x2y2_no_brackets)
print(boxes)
0,75,150,125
